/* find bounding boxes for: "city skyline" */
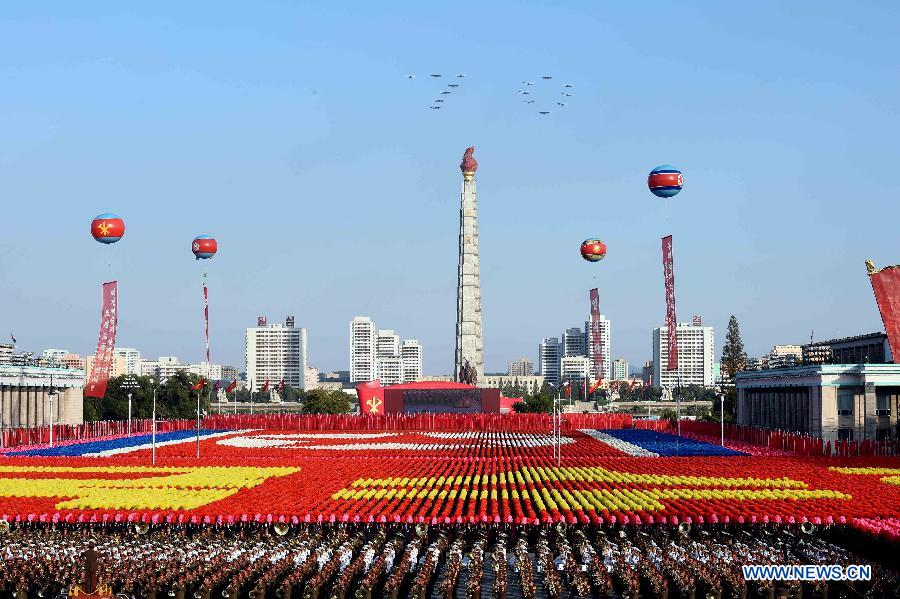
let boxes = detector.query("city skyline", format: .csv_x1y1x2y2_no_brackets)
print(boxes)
1,3,896,375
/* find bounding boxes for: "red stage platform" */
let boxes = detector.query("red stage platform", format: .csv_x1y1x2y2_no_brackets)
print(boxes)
356,381,519,414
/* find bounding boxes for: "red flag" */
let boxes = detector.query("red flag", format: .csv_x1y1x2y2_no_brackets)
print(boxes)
191,378,207,391
563,382,571,398
276,379,286,392
225,379,238,393
589,380,602,394
868,264,900,362
662,235,678,371
85,281,119,399
261,380,270,393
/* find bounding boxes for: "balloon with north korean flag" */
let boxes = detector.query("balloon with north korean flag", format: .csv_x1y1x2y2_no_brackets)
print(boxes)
90,213,125,244
648,165,683,198
192,235,218,260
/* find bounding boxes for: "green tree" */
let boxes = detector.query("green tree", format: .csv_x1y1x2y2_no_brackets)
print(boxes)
512,393,553,413
721,315,748,381
302,389,352,414
84,371,210,421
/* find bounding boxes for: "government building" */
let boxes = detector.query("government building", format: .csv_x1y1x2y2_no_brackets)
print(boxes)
0,364,85,428
736,332,900,442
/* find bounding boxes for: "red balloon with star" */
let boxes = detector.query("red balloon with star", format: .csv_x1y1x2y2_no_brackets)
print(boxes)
90,213,125,244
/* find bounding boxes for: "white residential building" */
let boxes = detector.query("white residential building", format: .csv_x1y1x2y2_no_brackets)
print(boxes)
377,356,403,385
140,360,159,377
539,337,562,386
481,374,545,394
113,348,142,375
561,356,591,382
612,358,629,381
376,330,400,359
585,315,612,381
401,340,423,383
350,317,376,383
157,357,190,380
246,316,309,391
41,349,70,365
563,328,588,358
507,358,534,377
652,322,716,388
305,367,320,390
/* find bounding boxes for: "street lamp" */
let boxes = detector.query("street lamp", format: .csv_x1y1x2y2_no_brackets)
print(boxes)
121,376,139,436
717,381,727,447
47,380,61,448
151,378,167,465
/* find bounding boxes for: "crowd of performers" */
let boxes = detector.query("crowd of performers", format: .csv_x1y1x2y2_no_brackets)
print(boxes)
0,523,897,598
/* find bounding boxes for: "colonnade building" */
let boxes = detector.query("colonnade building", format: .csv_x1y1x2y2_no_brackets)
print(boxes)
0,364,85,428
736,364,900,441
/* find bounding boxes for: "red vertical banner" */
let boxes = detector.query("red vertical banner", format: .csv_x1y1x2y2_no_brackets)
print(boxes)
589,288,603,381
85,281,118,398
868,265,900,362
662,235,678,371
204,284,210,366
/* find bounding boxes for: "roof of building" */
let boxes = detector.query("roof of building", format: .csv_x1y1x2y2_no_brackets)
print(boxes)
804,332,886,348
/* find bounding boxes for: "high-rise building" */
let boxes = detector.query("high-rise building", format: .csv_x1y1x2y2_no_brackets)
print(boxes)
377,356,403,385
401,340,423,383
350,317,376,383
538,337,562,386
113,348,142,375
221,365,238,382
612,358,629,381
41,349,70,365
563,327,587,358
585,315,612,381
376,330,400,358
561,356,590,383
454,146,485,383
245,316,309,391
652,322,715,388
507,358,534,377
642,361,654,386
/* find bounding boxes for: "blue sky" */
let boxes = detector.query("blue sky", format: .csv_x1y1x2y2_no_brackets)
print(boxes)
1,2,898,375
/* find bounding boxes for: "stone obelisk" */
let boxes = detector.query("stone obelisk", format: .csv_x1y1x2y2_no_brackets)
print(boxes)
455,146,484,384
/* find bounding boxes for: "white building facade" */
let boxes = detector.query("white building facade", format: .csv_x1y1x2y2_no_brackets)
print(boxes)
612,359,629,381
401,340,423,383
350,317,376,383
652,322,716,388
561,356,591,383
539,337,562,386
585,315,612,381
245,317,309,391
113,348,142,375
507,358,534,377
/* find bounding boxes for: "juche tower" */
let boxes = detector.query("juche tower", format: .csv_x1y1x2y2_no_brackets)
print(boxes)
455,146,485,383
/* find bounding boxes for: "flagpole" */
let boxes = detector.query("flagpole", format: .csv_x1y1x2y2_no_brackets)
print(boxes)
196,386,201,459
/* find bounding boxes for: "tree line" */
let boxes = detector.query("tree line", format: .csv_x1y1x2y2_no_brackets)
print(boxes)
84,373,353,421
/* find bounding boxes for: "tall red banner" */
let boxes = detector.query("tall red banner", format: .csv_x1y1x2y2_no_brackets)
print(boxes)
869,265,900,363
662,236,678,371
589,288,603,380
85,281,118,399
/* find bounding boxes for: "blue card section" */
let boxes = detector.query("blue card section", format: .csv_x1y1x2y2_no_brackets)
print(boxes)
601,429,746,457
5,429,226,457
